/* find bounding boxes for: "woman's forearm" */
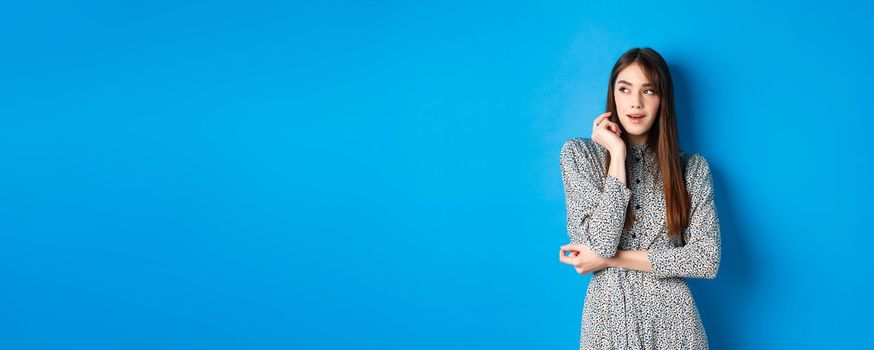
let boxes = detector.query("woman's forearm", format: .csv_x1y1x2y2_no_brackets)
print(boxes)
607,149,627,186
606,250,653,272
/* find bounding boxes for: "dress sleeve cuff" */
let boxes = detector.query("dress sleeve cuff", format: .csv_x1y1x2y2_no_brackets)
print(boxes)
646,249,670,279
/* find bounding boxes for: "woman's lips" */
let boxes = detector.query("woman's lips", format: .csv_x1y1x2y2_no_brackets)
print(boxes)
627,114,645,124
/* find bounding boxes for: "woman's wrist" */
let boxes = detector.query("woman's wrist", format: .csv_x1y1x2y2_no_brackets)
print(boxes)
608,144,626,157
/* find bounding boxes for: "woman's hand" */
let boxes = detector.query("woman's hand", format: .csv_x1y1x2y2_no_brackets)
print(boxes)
559,243,611,275
591,112,626,155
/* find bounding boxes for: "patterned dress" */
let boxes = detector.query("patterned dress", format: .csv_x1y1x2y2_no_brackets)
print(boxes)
560,137,721,349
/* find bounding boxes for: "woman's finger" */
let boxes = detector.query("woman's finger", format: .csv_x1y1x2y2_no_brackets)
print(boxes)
593,112,611,127
560,249,582,266
559,248,574,264
597,119,617,135
606,120,621,135
593,115,606,128
596,115,614,129
595,113,610,126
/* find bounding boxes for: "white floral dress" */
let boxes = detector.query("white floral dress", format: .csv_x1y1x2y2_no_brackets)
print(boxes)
560,138,721,349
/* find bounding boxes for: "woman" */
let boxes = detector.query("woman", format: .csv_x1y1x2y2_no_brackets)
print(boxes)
558,47,721,349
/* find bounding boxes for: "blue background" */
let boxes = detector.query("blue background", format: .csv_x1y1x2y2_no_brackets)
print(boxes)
1,1,871,349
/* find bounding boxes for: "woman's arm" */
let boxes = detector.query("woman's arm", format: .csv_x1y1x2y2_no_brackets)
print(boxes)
645,155,721,280
605,155,721,278
606,250,653,272
560,139,631,259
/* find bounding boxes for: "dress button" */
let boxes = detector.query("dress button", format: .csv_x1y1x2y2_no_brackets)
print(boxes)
636,179,640,184
631,233,636,238
635,204,641,209
635,157,640,162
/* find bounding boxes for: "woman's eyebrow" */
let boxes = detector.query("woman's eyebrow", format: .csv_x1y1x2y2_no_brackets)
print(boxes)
617,80,654,87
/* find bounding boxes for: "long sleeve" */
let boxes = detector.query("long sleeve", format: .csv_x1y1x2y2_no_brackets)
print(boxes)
560,139,632,258
646,154,721,279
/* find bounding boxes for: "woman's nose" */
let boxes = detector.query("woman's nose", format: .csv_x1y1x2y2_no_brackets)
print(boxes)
632,94,644,108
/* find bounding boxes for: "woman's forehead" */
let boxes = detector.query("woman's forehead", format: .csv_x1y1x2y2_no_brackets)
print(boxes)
617,64,653,86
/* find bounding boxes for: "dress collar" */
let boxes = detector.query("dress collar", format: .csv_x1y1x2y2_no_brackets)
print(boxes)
629,142,650,153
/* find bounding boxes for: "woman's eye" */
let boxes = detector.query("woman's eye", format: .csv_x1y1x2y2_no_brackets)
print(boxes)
618,87,656,95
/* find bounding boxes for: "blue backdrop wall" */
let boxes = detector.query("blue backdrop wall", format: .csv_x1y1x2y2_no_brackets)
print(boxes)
1,1,871,349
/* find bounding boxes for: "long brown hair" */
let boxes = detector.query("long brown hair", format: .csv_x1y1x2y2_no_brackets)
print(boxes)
603,47,690,238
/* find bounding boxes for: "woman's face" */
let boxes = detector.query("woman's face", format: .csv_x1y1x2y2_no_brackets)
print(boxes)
614,62,660,142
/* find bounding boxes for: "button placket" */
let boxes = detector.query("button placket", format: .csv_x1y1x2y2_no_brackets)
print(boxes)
632,146,647,250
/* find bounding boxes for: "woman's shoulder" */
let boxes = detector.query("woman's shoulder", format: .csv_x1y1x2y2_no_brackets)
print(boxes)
561,137,605,158
680,149,712,179
560,137,606,173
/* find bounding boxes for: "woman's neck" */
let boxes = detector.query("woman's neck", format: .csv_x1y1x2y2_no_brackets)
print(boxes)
628,134,648,147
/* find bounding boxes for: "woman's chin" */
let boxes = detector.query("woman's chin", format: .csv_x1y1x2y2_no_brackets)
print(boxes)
621,126,648,135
